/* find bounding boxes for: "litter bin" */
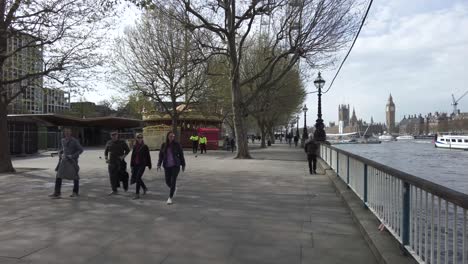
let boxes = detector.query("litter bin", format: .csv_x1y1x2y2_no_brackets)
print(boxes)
267,140,272,146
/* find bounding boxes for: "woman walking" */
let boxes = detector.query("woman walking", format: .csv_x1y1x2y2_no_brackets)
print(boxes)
130,133,152,200
157,131,186,205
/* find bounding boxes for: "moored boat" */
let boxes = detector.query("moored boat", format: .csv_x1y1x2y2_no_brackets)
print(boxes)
396,135,415,140
434,134,468,150
378,134,394,142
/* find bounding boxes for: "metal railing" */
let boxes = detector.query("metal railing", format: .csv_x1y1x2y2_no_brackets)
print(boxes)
320,143,468,264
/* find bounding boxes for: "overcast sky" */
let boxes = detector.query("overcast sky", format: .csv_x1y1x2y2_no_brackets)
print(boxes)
84,0,468,126
302,0,468,126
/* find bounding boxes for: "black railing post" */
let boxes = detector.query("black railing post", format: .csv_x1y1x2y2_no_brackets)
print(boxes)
364,164,368,208
402,182,410,245
336,152,339,177
347,156,350,185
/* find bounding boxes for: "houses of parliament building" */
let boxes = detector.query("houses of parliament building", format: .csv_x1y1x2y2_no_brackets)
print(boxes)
325,94,468,136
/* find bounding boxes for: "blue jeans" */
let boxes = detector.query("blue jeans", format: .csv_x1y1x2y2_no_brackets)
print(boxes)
164,166,180,198
131,166,147,194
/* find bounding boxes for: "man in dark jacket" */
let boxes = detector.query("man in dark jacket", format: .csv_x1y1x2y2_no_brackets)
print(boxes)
105,131,130,195
49,128,83,198
304,137,319,174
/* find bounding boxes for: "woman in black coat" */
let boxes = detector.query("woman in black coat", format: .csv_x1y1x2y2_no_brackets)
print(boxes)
157,131,186,205
130,133,152,199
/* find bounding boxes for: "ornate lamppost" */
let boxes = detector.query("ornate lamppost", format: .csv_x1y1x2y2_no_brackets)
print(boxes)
313,72,326,141
301,104,308,147
296,115,299,138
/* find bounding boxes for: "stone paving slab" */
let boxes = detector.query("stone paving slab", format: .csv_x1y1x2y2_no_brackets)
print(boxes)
0,144,377,264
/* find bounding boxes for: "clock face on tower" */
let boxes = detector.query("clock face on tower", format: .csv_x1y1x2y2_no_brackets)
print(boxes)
387,106,394,112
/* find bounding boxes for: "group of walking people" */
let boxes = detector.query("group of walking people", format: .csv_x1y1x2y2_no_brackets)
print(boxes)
50,129,185,205
189,133,208,154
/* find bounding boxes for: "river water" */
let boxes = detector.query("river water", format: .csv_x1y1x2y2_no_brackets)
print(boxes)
336,140,468,195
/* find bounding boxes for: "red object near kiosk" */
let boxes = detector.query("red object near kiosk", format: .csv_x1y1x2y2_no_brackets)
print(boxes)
197,127,220,150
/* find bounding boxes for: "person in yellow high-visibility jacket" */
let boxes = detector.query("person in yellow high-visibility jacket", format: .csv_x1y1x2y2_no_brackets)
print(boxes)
189,134,199,153
199,134,208,154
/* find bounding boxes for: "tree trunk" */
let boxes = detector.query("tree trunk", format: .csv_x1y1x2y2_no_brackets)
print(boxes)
231,73,251,159
260,128,267,148
269,126,276,144
0,100,14,172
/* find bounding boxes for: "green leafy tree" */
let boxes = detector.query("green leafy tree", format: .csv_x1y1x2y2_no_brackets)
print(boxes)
130,0,361,159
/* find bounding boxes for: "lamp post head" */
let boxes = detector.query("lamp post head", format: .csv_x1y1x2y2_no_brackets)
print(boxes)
302,104,308,113
314,72,325,89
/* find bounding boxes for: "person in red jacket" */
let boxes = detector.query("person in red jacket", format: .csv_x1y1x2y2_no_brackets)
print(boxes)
130,133,152,199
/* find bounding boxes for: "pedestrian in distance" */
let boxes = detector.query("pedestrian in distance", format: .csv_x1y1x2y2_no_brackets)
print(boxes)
130,133,151,200
157,131,186,205
105,131,130,195
230,137,236,153
49,128,83,199
304,136,319,174
294,135,299,147
199,133,207,154
189,133,199,154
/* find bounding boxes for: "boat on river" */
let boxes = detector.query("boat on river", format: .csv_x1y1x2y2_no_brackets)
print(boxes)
434,134,468,150
396,135,415,140
378,134,394,142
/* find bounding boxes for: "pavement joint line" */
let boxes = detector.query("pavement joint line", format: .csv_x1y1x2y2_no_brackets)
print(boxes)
5,215,32,223
18,243,52,259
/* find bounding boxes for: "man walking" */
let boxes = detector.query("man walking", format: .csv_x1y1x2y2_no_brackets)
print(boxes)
304,136,319,174
189,133,199,153
199,134,207,154
49,128,83,198
105,131,130,195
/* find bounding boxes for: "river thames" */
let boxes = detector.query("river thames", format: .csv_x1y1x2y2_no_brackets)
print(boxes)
336,140,468,195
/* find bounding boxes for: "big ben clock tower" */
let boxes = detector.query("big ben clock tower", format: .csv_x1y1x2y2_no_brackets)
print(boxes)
386,94,395,133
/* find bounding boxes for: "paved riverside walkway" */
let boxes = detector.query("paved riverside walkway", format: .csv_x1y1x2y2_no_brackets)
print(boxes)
0,144,377,264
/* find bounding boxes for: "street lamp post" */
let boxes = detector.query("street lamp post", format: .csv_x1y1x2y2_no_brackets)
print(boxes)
296,115,299,138
313,72,326,141
301,104,308,147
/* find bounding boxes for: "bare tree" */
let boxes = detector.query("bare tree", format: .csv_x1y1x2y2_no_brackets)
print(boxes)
113,9,207,134
0,0,116,172
130,0,361,159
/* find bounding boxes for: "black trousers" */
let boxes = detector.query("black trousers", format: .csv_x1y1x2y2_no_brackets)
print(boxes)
108,163,120,192
192,141,198,153
132,165,147,194
164,166,180,198
200,143,207,154
55,178,79,194
308,154,317,174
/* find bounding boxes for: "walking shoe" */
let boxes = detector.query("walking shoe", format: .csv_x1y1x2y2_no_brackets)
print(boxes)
69,192,79,197
108,191,118,196
313,170,317,174
133,194,140,200
48,193,61,199
167,198,173,205
142,187,148,195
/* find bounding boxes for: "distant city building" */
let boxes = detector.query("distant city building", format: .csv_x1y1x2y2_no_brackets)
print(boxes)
326,106,384,136
338,104,350,127
42,88,70,114
399,111,468,135
386,94,396,133
4,32,44,114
